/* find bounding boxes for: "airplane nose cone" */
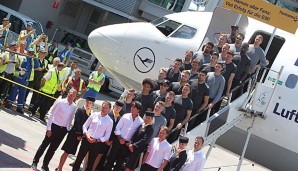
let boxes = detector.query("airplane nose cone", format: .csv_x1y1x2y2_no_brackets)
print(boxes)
88,24,129,67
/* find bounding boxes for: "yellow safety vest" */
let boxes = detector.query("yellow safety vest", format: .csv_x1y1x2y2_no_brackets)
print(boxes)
87,71,104,92
0,52,20,74
41,69,59,95
48,46,58,63
65,77,84,95
13,56,23,77
18,30,34,47
62,49,71,63
29,59,35,81
0,52,10,73
33,46,40,56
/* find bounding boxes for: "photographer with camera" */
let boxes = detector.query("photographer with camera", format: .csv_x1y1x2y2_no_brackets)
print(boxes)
26,46,49,110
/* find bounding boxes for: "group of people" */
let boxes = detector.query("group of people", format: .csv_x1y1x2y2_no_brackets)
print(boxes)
31,90,206,171
0,18,106,122
1,16,268,171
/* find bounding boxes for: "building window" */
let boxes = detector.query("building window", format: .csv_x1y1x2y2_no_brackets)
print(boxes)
60,0,81,17
285,74,298,89
89,9,102,25
148,0,186,12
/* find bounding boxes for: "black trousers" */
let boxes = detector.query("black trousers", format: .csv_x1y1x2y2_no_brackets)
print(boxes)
126,149,142,170
104,139,130,171
140,163,158,171
33,123,67,166
25,80,42,108
0,72,14,97
31,91,55,120
72,138,105,171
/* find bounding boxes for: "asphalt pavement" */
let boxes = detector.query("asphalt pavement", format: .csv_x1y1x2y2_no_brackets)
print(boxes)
0,91,270,171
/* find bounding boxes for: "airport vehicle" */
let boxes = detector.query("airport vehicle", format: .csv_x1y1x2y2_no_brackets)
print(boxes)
87,5,298,171
0,4,43,44
52,27,124,94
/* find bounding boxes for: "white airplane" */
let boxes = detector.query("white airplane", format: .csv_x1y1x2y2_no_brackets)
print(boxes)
88,7,298,171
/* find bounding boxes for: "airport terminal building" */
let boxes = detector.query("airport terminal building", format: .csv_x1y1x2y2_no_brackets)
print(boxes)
0,0,193,38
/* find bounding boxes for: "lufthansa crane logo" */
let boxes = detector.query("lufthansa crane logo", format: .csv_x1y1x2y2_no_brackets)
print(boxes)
133,47,155,73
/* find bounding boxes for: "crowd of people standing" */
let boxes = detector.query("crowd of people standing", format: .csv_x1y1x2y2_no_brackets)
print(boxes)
1,16,267,171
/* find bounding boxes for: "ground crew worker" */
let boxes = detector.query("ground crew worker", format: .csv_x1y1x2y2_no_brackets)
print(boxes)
6,48,39,114
0,41,19,99
31,33,49,56
60,60,77,82
83,65,105,99
18,22,36,53
61,68,86,100
0,18,11,48
59,42,72,65
30,62,65,122
26,47,49,110
46,40,58,64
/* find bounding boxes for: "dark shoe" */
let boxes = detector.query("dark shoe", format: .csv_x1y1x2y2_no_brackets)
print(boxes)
4,104,11,109
41,165,50,171
29,108,36,116
31,162,38,170
39,118,46,122
55,168,59,171
16,108,24,114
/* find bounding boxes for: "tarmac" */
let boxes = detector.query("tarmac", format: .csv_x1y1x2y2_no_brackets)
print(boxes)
0,92,271,171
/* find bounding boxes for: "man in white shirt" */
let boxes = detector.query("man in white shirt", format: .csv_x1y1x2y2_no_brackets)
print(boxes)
141,126,172,171
31,89,77,171
72,101,113,171
181,136,206,171
104,101,144,171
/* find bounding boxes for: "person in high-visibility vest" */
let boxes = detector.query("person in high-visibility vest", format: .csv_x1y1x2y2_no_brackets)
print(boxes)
26,47,49,110
62,68,86,101
0,18,11,48
18,22,36,53
46,40,59,64
31,33,49,57
48,57,60,70
83,65,105,99
60,60,78,81
6,48,39,114
59,42,72,65
29,62,65,122
0,41,20,99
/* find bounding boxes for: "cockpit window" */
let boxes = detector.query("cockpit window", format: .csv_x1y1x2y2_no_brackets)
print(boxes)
154,19,181,37
151,17,168,26
170,25,197,39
